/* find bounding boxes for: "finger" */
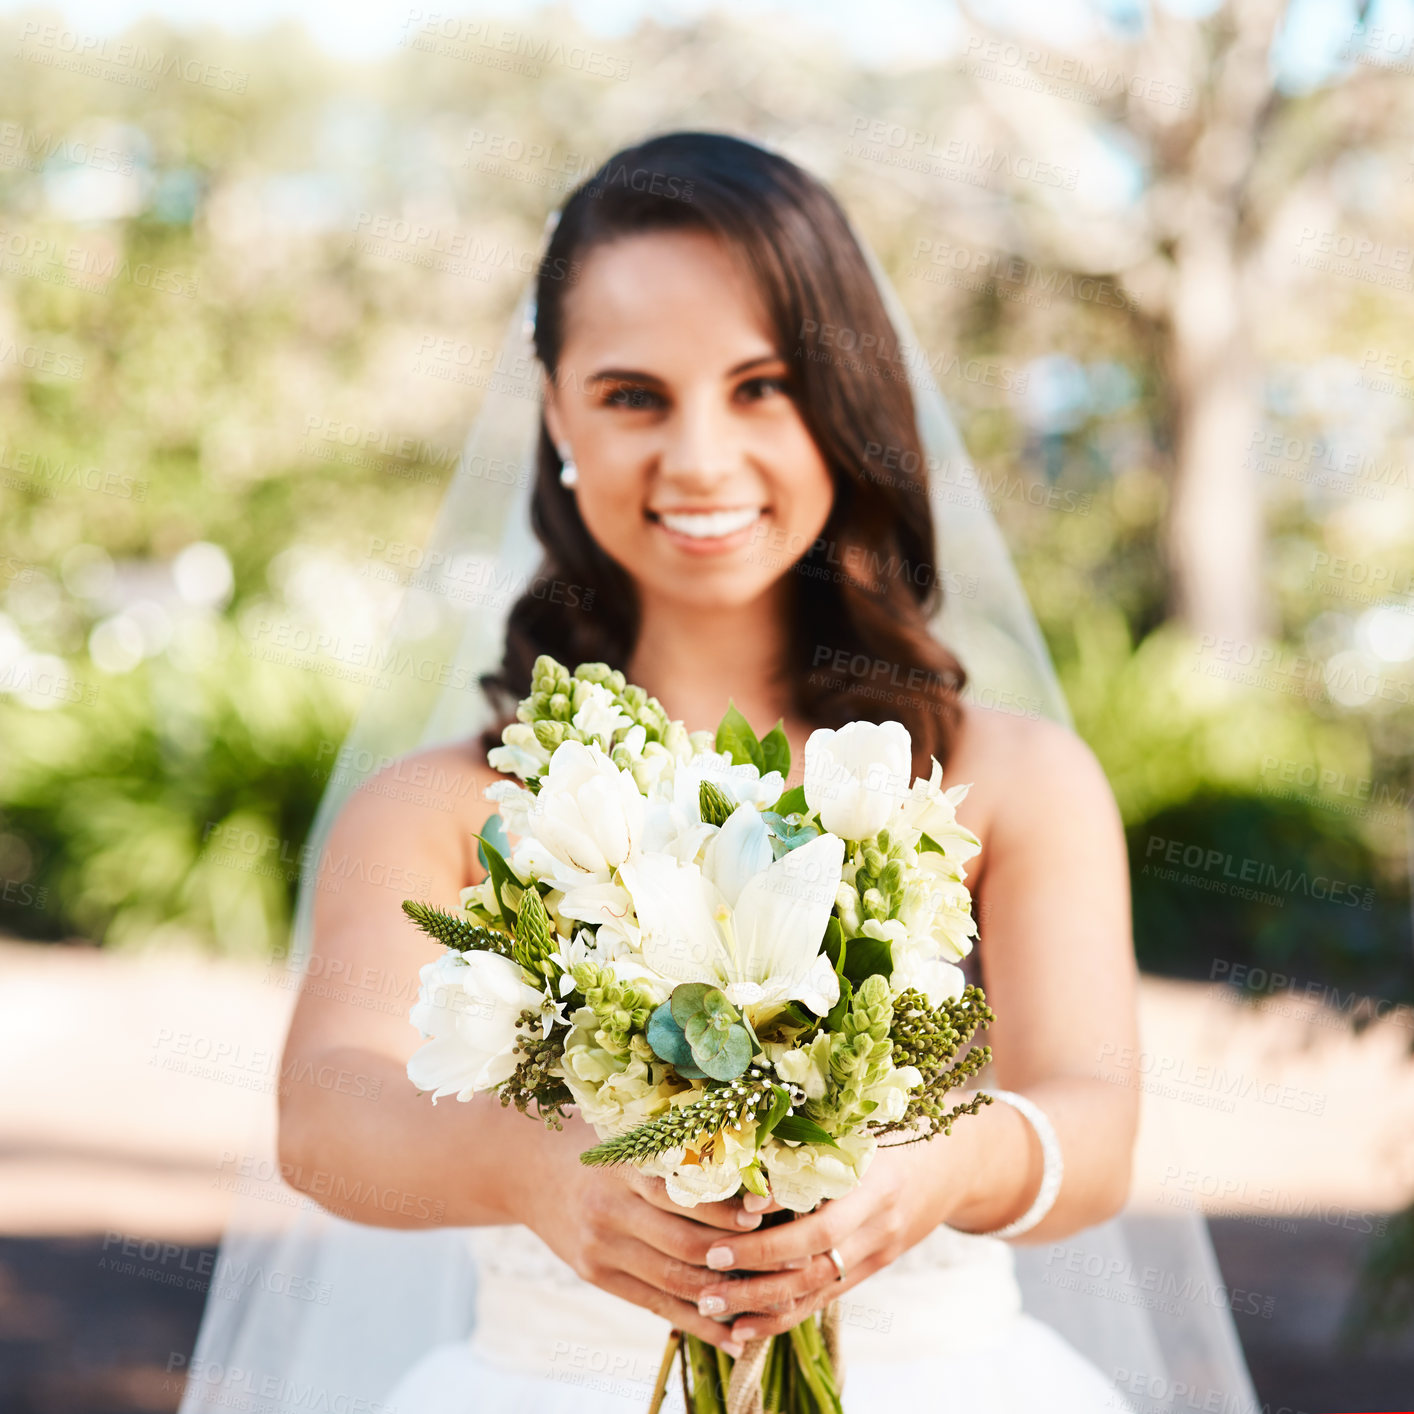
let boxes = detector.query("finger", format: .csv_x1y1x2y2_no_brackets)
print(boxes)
727,1294,820,1344
597,1268,745,1355
703,1207,844,1273
617,1235,718,1305
695,1255,833,1319
627,1173,764,1232
631,1203,736,1270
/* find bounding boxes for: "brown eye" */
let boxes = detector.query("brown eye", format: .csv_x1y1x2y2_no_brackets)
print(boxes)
738,375,788,400
605,385,662,409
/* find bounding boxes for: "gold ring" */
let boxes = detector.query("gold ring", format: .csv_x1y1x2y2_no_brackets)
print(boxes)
826,1247,846,1282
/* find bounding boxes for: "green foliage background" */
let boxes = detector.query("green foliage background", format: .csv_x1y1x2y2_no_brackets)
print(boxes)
0,8,1410,1012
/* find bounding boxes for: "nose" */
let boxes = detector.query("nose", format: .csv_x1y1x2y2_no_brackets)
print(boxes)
657,389,740,489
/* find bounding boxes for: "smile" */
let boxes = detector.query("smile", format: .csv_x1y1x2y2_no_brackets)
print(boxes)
650,507,764,541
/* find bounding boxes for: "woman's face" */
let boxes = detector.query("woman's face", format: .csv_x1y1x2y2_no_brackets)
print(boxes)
541,228,835,612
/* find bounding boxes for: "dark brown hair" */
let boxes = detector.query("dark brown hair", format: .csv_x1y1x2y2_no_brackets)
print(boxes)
481,130,968,775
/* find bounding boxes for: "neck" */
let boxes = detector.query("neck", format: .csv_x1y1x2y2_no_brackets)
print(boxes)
626,584,795,738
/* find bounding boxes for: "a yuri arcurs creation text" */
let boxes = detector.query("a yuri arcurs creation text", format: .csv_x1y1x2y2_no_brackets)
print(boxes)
401,656,994,1414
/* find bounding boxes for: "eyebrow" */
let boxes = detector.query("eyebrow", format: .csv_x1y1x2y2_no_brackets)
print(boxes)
584,353,784,386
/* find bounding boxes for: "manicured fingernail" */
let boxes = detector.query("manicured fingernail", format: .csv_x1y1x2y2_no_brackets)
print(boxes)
742,1192,771,1213
722,1341,744,1359
706,1246,734,1269
699,1295,726,1315
736,1209,761,1228
734,1325,757,1342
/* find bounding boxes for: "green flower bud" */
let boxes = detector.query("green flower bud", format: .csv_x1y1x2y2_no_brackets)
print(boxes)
534,719,568,750
699,780,735,827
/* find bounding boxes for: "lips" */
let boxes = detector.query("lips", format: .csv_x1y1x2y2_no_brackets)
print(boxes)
650,507,763,540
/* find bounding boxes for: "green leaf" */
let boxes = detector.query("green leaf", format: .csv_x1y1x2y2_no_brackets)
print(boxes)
647,1002,707,1079
770,784,808,816
773,1115,841,1149
918,832,946,855
715,702,765,770
695,1024,752,1081
823,974,852,1030
473,831,524,928
759,720,790,777
755,1085,793,1149
822,918,845,974
842,935,893,988
669,982,716,1027
476,812,510,872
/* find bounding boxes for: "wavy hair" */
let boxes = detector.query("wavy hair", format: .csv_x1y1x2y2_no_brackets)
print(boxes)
481,130,968,775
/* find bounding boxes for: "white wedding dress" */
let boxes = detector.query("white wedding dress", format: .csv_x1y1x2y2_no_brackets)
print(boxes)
386,1220,1135,1412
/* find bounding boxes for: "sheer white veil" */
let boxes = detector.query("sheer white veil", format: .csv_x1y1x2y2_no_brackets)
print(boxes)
178,139,1257,1414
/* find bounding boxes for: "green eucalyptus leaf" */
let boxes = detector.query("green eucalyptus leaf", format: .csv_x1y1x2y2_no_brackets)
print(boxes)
759,720,790,777
773,1115,841,1149
683,1012,716,1052
695,1025,752,1081
669,982,715,1027
715,702,765,770
647,1002,708,1079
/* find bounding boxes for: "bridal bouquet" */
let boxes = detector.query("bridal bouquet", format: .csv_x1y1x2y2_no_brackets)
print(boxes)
401,656,994,1414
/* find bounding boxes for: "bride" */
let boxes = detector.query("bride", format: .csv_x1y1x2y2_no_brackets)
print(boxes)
272,131,1143,1412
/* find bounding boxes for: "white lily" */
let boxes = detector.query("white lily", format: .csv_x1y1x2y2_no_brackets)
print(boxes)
619,806,844,1015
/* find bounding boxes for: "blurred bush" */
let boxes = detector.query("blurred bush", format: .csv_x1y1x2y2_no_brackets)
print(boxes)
0,10,1409,1008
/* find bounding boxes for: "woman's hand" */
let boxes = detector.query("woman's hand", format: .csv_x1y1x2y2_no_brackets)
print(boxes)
688,1140,958,1346
508,1115,764,1354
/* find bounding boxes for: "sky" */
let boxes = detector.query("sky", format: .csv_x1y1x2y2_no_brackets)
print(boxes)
0,0,1409,82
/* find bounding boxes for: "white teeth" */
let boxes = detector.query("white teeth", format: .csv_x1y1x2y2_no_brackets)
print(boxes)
657,507,762,540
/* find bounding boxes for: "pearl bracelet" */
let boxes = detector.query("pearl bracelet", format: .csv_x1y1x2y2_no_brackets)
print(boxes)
978,1089,1063,1239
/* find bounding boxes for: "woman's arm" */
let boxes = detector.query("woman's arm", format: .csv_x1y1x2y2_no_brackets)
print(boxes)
690,708,1141,1339
275,743,756,1353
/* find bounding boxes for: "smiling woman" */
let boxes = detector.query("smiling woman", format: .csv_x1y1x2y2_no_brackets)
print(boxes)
482,135,970,781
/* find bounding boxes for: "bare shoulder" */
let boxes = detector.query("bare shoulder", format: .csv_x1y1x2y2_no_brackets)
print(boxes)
945,701,1120,856
329,735,504,889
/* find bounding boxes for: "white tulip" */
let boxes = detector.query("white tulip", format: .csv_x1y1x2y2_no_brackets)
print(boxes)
804,721,912,840
525,741,644,884
407,950,543,1101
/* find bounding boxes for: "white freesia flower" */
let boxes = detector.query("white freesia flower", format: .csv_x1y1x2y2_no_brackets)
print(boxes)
897,761,981,873
572,680,634,747
804,721,912,840
774,1032,834,1102
860,1059,924,1122
486,723,551,781
891,952,966,1007
661,1121,759,1206
762,1131,876,1212
898,856,978,962
620,810,844,1015
407,951,543,1101
524,741,644,883
559,1017,676,1135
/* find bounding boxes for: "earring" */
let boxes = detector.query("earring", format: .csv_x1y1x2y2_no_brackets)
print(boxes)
557,446,579,489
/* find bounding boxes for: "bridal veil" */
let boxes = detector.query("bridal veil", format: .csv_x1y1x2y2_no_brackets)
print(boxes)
178,135,1257,1414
